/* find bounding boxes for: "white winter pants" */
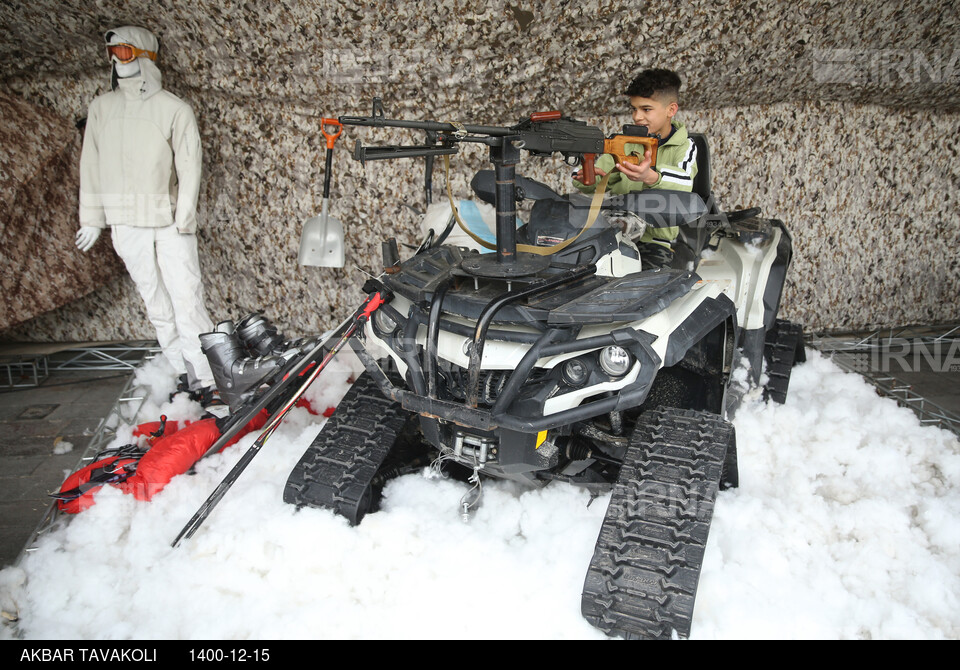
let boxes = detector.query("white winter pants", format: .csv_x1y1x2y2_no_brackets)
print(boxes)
111,224,214,388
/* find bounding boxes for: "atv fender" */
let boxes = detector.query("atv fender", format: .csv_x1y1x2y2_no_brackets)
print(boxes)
761,220,793,333
661,292,737,368
695,223,784,334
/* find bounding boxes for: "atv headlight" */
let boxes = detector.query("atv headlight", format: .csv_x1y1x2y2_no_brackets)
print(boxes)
374,309,398,334
599,346,632,377
562,358,588,386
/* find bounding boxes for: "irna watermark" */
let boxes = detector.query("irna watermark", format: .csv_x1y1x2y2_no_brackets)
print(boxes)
843,339,960,373
812,48,960,85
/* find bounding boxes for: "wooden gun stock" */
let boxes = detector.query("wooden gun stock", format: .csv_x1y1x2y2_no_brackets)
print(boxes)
606,135,658,172
580,135,658,186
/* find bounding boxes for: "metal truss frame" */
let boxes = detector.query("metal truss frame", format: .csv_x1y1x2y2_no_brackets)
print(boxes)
808,324,960,438
50,341,160,371
0,356,49,389
13,344,159,571
1,341,159,390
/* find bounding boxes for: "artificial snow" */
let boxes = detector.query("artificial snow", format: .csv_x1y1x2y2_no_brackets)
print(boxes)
1,349,958,640
51,438,73,455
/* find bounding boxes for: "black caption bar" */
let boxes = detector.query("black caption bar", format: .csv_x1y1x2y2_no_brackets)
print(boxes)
5,642,324,665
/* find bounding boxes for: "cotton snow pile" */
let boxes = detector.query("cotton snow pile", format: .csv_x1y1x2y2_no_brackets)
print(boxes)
51,438,73,455
1,349,958,640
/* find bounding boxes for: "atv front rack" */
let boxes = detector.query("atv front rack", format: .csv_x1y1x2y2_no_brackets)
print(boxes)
352,267,665,435
352,328,660,434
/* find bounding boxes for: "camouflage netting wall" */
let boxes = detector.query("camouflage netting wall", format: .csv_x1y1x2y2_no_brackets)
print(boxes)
0,0,958,340
0,91,124,330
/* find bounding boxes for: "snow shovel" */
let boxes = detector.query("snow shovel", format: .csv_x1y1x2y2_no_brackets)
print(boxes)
298,118,345,267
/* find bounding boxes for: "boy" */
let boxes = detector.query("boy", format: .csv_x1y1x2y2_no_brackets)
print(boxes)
573,68,697,268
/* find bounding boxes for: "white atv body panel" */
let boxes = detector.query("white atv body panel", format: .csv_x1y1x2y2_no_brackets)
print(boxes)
695,227,782,332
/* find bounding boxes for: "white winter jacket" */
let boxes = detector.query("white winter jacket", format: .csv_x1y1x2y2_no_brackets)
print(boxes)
79,69,203,233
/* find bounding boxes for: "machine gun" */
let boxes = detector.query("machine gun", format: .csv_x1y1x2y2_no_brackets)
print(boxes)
339,98,659,278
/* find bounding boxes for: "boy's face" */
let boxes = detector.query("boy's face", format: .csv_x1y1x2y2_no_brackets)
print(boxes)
628,95,678,138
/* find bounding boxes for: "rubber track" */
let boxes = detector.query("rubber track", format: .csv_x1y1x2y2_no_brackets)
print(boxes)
283,373,409,525
581,407,733,640
763,319,805,404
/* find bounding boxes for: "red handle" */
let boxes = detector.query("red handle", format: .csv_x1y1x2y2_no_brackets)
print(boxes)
360,292,387,320
581,153,596,187
530,110,562,122
321,118,343,150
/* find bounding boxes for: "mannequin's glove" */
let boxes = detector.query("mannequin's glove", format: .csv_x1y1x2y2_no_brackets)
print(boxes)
76,226,102,252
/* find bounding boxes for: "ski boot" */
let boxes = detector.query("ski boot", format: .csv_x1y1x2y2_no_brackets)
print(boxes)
236,312,321,364
199,330,283,412
236,313,287,357
169,374,223,409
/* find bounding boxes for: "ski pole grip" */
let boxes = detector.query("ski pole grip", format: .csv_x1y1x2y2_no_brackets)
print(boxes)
360,291,390,321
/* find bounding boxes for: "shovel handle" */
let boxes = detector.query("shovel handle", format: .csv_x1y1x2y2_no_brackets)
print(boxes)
323,148,334,199
321,118,343,150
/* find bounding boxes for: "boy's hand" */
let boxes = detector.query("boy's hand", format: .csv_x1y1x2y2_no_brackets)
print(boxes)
615,148,659,186
572,166,607,185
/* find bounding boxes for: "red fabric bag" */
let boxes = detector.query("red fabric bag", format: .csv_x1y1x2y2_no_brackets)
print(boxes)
119,418,222,501
120,409,272,501
55,407,284,511
53,455,141,514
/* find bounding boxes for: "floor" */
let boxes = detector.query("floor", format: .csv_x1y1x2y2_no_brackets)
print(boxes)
0,344,154,569
0,333,958,570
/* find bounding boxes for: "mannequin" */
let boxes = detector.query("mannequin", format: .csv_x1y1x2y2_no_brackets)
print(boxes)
77,26,215,395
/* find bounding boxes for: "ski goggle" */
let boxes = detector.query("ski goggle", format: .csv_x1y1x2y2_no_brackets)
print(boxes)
106,43,157,64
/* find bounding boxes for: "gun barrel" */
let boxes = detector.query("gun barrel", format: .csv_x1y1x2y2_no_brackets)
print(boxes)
354,142,460,162
339,115,515,137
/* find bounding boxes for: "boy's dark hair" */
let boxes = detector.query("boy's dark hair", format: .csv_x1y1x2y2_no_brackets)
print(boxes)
624,69,682,101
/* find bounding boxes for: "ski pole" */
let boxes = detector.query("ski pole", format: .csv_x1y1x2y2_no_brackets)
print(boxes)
197,313,355,461
171,290,390,548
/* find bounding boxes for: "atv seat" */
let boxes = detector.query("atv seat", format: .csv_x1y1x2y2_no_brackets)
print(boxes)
689,133,715,214
672,133,766,269
672,133,719,269
603,191,707,228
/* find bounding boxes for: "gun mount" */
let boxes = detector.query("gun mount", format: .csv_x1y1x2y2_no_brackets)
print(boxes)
339,98,657,279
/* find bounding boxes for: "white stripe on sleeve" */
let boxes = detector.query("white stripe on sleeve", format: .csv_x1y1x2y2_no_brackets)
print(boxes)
659,140,697,185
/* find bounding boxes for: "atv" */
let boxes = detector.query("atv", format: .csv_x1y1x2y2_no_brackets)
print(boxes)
281,99,805,639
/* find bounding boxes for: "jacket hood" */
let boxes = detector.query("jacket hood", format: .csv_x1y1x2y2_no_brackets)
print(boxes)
105,26,163,100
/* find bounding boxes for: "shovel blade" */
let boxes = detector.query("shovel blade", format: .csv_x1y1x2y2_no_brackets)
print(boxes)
298,214,345,267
